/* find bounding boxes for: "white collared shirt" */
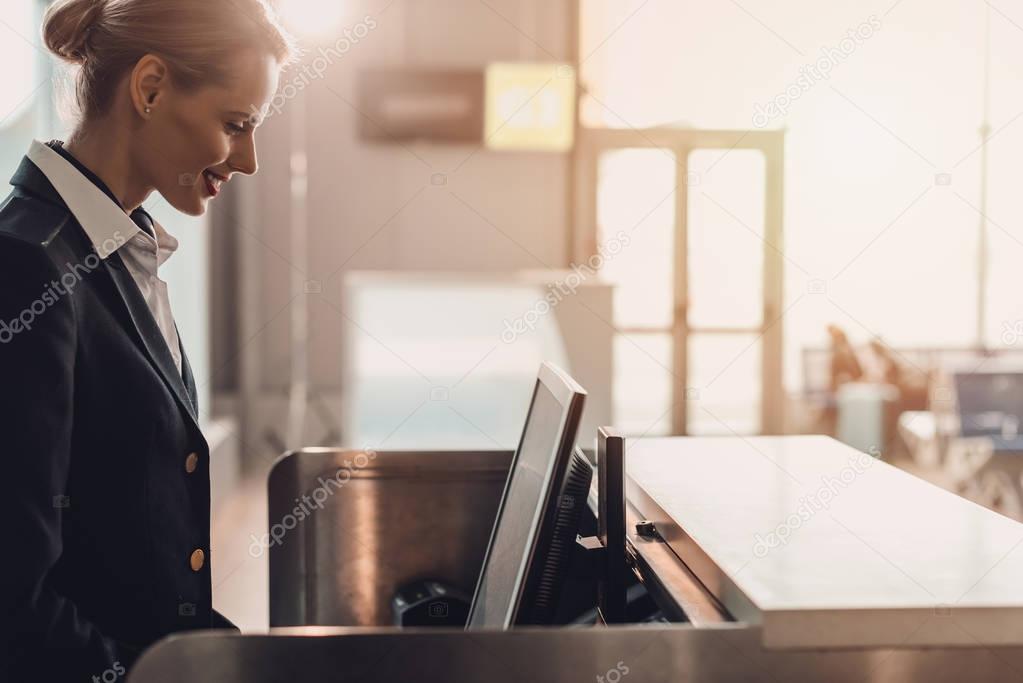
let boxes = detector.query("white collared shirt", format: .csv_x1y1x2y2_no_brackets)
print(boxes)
26,140,183,374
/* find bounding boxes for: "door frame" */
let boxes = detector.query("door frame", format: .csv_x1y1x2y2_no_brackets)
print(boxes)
573,127,786,435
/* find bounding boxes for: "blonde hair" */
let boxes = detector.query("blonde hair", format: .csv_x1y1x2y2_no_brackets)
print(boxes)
43,0,298,118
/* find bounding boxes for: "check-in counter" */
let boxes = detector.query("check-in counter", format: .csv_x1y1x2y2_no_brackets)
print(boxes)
129,436,1023,682
265,447,512,626
626,435,1023,649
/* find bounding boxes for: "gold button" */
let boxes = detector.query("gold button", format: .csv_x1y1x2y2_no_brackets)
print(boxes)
190,548,205,572
184,452,199,474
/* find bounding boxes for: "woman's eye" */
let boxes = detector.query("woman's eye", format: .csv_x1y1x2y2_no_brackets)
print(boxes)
225,122,246,135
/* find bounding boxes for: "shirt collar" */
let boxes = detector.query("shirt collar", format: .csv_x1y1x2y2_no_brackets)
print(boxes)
46,140,123,208
148,216,179,268
25,140,176,261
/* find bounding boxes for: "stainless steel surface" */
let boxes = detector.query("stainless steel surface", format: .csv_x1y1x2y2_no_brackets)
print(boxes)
627,435,1023,649
268,448,513,626
129,626,1023,683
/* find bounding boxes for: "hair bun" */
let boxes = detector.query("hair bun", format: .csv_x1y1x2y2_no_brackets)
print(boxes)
43,0,107,65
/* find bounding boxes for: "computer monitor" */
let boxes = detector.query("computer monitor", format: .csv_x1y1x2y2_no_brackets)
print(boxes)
467,362,587,628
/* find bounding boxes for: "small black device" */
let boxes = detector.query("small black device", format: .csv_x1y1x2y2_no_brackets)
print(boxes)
392,579,470,627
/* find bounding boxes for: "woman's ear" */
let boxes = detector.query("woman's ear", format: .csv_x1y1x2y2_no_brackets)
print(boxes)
130,54,170,118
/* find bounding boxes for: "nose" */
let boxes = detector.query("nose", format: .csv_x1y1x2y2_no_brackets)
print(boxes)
228,134,258,176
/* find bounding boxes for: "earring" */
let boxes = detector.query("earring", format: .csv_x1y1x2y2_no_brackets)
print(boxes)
144,106,152,114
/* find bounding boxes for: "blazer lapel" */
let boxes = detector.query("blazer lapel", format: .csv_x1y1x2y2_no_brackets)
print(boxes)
102,252,201,427
10,147,203,431
10,154,65,208
179,329,199,417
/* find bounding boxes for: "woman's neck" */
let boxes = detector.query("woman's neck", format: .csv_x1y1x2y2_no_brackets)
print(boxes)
65,122,152,212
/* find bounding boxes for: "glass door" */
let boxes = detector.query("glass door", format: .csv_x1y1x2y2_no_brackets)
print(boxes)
575,129,785,436
595,147,677,436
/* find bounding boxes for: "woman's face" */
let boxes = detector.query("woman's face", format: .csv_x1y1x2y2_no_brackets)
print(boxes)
136,49,280,216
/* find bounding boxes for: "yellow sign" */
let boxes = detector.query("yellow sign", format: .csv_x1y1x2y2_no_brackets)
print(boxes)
485,63,576,151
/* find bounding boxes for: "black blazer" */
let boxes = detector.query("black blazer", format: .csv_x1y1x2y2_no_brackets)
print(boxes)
0,155,230,681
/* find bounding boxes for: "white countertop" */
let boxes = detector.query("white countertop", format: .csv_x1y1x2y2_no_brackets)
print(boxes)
626,435,1023,648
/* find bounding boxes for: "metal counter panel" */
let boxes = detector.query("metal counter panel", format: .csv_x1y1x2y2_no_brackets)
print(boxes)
268,448,513,626
129,627,1023,683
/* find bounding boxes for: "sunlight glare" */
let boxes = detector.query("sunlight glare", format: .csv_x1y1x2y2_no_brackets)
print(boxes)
279,0,345,38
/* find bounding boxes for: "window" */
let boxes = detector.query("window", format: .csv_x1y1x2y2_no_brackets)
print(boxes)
0,1,49,172
580,1,1016,401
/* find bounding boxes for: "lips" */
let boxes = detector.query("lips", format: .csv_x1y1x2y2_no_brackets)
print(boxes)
202,170,227,197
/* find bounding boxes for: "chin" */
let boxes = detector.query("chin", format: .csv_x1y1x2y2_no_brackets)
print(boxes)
180,202,208,217
166,193,208,217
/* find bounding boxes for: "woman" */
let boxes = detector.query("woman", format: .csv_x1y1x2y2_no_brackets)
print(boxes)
0,0,295,679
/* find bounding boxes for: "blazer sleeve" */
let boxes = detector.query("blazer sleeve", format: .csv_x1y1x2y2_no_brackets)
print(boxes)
0,237,124,679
